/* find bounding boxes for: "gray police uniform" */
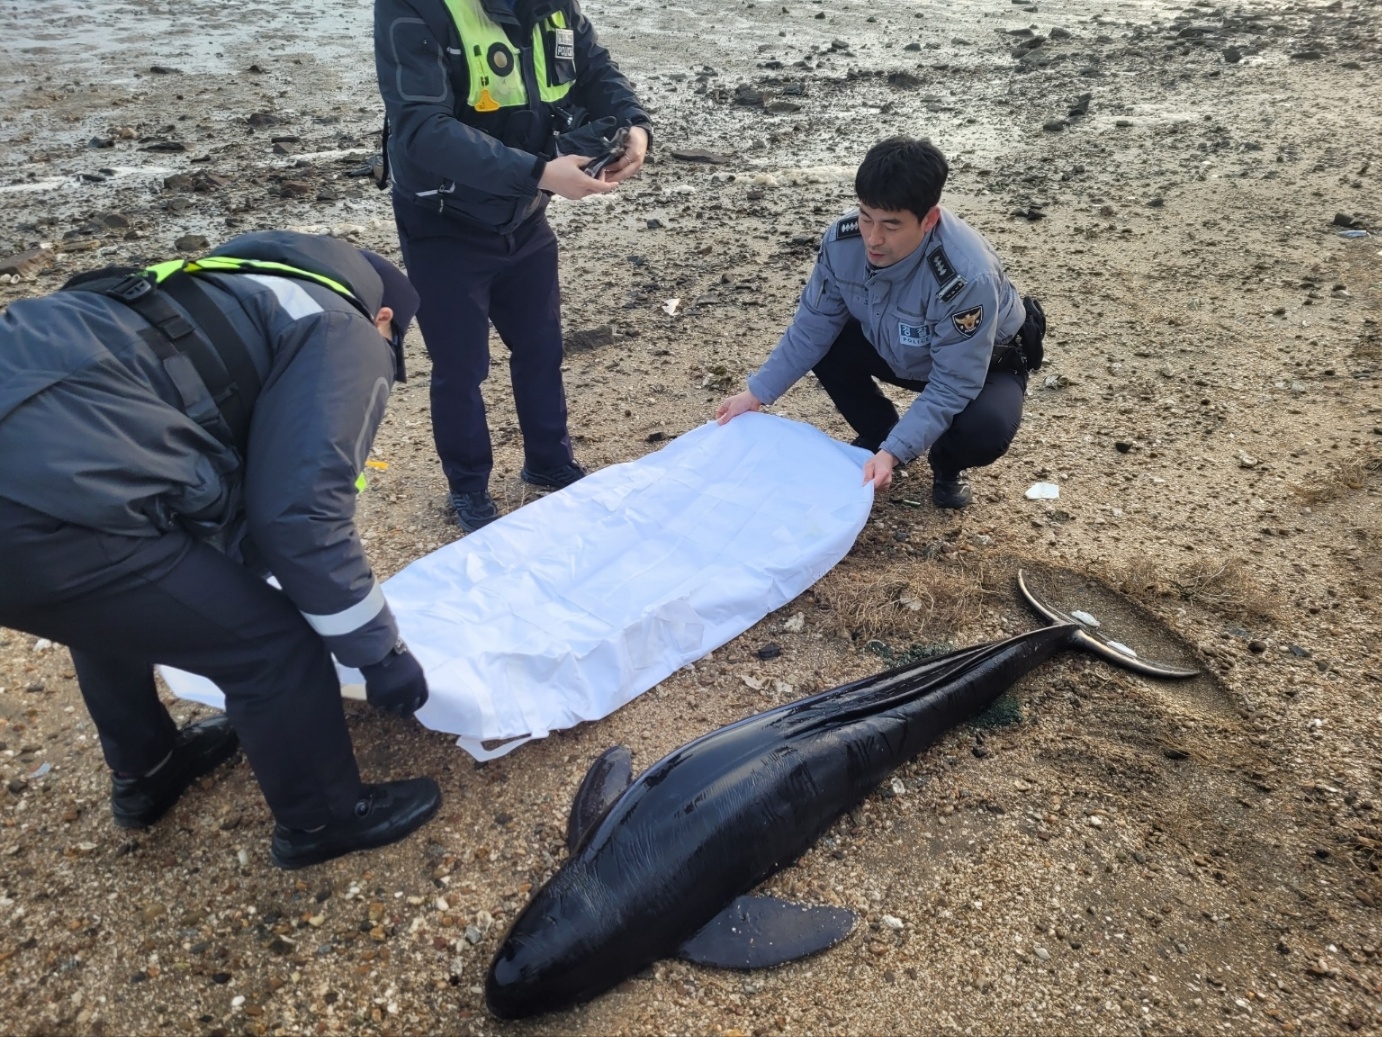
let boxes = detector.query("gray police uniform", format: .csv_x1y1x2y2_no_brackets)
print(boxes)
0,233,402,829
747,206,1026,470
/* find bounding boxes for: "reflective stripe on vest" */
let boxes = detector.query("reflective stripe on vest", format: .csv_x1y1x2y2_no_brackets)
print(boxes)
143,257,369,318
441,0,573,112
144,257,376,492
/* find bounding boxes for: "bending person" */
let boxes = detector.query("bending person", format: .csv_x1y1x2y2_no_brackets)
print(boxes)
0,231,439,870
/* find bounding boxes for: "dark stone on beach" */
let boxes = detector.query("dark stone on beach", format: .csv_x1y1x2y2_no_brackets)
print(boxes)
565,326,615,353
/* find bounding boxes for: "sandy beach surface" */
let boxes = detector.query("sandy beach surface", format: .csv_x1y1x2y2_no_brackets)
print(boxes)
1,0,1380,1034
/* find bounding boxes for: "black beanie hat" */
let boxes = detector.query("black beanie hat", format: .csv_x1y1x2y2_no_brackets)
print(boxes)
358,249,420,382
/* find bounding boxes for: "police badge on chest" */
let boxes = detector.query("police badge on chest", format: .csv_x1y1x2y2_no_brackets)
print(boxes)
554,28,575,61
899,321,924,348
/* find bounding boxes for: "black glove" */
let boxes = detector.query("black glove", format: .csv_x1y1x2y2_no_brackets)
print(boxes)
360,641,429,718
554,115,620,159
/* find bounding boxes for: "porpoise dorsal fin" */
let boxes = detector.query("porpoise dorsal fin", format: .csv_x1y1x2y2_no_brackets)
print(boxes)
566,745,634,853
675,894,856,970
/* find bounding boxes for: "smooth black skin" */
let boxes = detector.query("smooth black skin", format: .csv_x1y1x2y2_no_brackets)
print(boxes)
486,623,1081,1019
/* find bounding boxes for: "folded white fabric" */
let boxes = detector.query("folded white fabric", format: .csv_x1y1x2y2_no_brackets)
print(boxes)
161,413,872,759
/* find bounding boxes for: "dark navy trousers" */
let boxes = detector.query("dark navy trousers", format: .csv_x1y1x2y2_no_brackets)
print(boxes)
0,498,363,830
393,198,574,494
812,319,1027,477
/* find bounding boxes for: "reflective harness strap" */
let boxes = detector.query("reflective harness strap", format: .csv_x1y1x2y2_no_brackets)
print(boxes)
76,270,257,450
82,258,370,452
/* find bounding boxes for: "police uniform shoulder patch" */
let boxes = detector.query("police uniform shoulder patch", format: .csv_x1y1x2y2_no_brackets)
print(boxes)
927,246,956,285
835,215,860,240
952,305,984,337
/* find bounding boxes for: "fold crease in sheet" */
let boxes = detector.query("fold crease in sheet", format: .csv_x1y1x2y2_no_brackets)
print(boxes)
161,414,872,759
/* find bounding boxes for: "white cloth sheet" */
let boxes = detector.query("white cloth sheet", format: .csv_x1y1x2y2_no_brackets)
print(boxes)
161,414,872,759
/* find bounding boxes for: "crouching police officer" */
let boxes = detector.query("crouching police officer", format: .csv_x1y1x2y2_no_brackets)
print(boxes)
0,231,440,869
374,0,653,532
717,136,1045,509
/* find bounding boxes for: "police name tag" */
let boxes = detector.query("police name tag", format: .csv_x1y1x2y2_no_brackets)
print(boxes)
899,321,924,348
554,28,575,60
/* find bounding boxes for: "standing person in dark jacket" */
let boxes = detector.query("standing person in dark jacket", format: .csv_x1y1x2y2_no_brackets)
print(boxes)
375,0,653,531
0,231,441,870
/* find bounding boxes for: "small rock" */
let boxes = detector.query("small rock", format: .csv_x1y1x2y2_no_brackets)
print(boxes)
0,248,53,279
279,180,314,198
756,643,782,661
668,148,730,164
564,326,615,353
175,234,210,252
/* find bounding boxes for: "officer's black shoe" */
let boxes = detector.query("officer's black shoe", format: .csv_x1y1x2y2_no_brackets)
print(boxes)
932,472,974,510
110,715,239,829
849,434,882,453
448,490,499,532
520,461,587,491
269,778,441,871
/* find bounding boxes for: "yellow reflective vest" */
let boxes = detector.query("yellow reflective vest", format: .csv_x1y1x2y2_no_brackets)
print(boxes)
442,0,574,114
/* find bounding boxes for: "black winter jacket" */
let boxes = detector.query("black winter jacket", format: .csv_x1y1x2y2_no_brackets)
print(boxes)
375,0,651,233
0,232,402,667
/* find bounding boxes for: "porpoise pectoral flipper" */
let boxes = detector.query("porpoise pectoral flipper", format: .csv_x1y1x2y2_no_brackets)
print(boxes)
676,894,856,969
566,745,634,852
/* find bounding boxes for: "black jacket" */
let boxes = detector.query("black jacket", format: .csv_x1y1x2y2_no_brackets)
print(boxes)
0,232,402,667
375,0,651,233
